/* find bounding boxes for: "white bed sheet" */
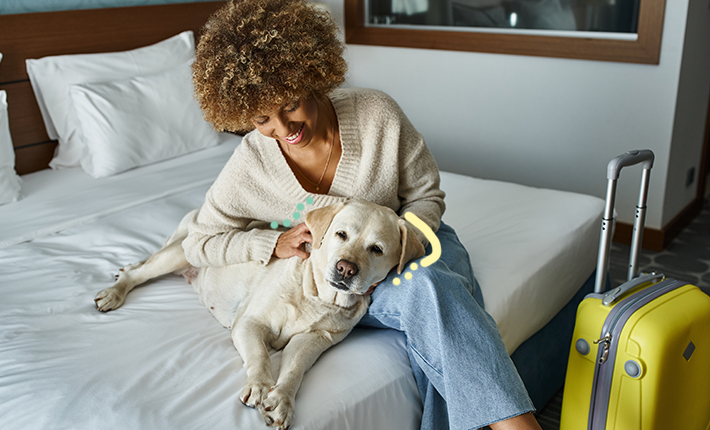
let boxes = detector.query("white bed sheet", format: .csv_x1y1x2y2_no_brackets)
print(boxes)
0,187,421,430
0,133,239,249
0,138,604,428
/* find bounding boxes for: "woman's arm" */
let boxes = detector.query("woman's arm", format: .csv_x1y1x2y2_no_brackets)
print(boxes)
397,120,446,239
347,88,445,244
181,142,284,268
382,92,446,243
182,197,283,267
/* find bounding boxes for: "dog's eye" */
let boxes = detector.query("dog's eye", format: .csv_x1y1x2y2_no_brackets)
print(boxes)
336,231,347,240
370,245,383,255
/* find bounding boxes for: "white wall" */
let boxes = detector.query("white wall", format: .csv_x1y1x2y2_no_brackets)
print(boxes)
320,0,708,230
663,0,710,225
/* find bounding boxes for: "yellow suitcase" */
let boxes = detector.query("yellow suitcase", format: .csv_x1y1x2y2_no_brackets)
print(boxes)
560,150,710,430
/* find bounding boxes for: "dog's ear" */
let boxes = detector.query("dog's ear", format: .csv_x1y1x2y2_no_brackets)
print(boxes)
305,202,346,250
397,219,426,274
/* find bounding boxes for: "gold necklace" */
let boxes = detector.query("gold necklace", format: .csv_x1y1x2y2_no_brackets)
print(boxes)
287,118,336,193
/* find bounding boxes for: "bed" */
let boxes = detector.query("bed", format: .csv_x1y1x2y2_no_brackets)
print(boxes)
0,2,605,429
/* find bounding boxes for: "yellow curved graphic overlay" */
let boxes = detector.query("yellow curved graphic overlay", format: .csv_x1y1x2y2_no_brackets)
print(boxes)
404,212,441,267
392,213,442,285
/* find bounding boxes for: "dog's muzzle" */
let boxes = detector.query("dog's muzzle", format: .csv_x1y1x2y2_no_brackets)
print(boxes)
327,259,360,292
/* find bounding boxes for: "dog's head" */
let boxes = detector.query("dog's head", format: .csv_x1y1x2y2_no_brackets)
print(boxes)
305,200,425,295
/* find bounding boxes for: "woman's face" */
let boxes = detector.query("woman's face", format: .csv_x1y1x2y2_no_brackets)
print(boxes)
252,96,323,149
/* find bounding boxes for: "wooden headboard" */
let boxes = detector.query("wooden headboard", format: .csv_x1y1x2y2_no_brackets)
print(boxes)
0,1,224,175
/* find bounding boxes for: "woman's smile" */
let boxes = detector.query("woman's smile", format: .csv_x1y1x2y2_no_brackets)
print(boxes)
284,123,305,145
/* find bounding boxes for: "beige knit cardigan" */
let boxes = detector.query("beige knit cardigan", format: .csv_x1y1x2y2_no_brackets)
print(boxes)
183,88,446,267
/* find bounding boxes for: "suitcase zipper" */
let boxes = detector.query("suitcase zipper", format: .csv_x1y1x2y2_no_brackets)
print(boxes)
587,278,685,430
593,333,612,364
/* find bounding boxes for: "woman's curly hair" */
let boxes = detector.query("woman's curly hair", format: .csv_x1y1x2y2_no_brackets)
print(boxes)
192,0,347,133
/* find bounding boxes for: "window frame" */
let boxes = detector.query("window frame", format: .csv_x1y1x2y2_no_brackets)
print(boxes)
344,0,666,64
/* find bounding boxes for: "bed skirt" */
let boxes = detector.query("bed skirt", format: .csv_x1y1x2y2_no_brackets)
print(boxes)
511,271,603,410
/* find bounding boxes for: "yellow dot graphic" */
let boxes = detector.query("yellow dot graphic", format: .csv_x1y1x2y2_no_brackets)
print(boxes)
393,278,401,286
410,262,418,271
405,272,413,280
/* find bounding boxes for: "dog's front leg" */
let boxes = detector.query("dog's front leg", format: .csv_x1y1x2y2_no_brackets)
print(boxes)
261,331,344,430
231,320,276,409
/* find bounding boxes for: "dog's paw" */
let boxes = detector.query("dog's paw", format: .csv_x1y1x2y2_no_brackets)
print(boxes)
240,380,273,409
94,286,126,312
260,388,295,430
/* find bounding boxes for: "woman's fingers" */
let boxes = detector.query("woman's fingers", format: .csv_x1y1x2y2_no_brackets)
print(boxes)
274,223,312,259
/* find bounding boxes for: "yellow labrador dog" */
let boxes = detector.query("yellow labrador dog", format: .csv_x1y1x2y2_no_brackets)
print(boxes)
94,199,424,430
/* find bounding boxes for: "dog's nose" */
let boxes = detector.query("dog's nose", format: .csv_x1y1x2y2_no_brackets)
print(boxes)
336,259,359,279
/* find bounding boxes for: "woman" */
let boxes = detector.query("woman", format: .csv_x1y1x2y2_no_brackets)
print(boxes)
185,1,543,429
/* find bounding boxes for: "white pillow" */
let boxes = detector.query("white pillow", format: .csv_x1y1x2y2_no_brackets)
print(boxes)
0,90,23,205
26,31,195,169
68,61,220,178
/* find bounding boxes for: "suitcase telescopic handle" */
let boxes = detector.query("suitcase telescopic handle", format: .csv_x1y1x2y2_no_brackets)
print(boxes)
601,272,665,306
594,150,655,294
606,149,655,180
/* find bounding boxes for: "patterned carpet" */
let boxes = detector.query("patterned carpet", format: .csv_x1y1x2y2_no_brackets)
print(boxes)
535,198,710,429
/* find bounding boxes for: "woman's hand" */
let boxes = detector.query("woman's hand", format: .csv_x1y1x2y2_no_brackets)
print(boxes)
273,223,312,259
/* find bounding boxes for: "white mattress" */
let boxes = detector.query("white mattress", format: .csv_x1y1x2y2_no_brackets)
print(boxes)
0,136,604,429
441,174,603,353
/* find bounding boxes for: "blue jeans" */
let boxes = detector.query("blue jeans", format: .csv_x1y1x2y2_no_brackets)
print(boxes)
358,222,535,430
